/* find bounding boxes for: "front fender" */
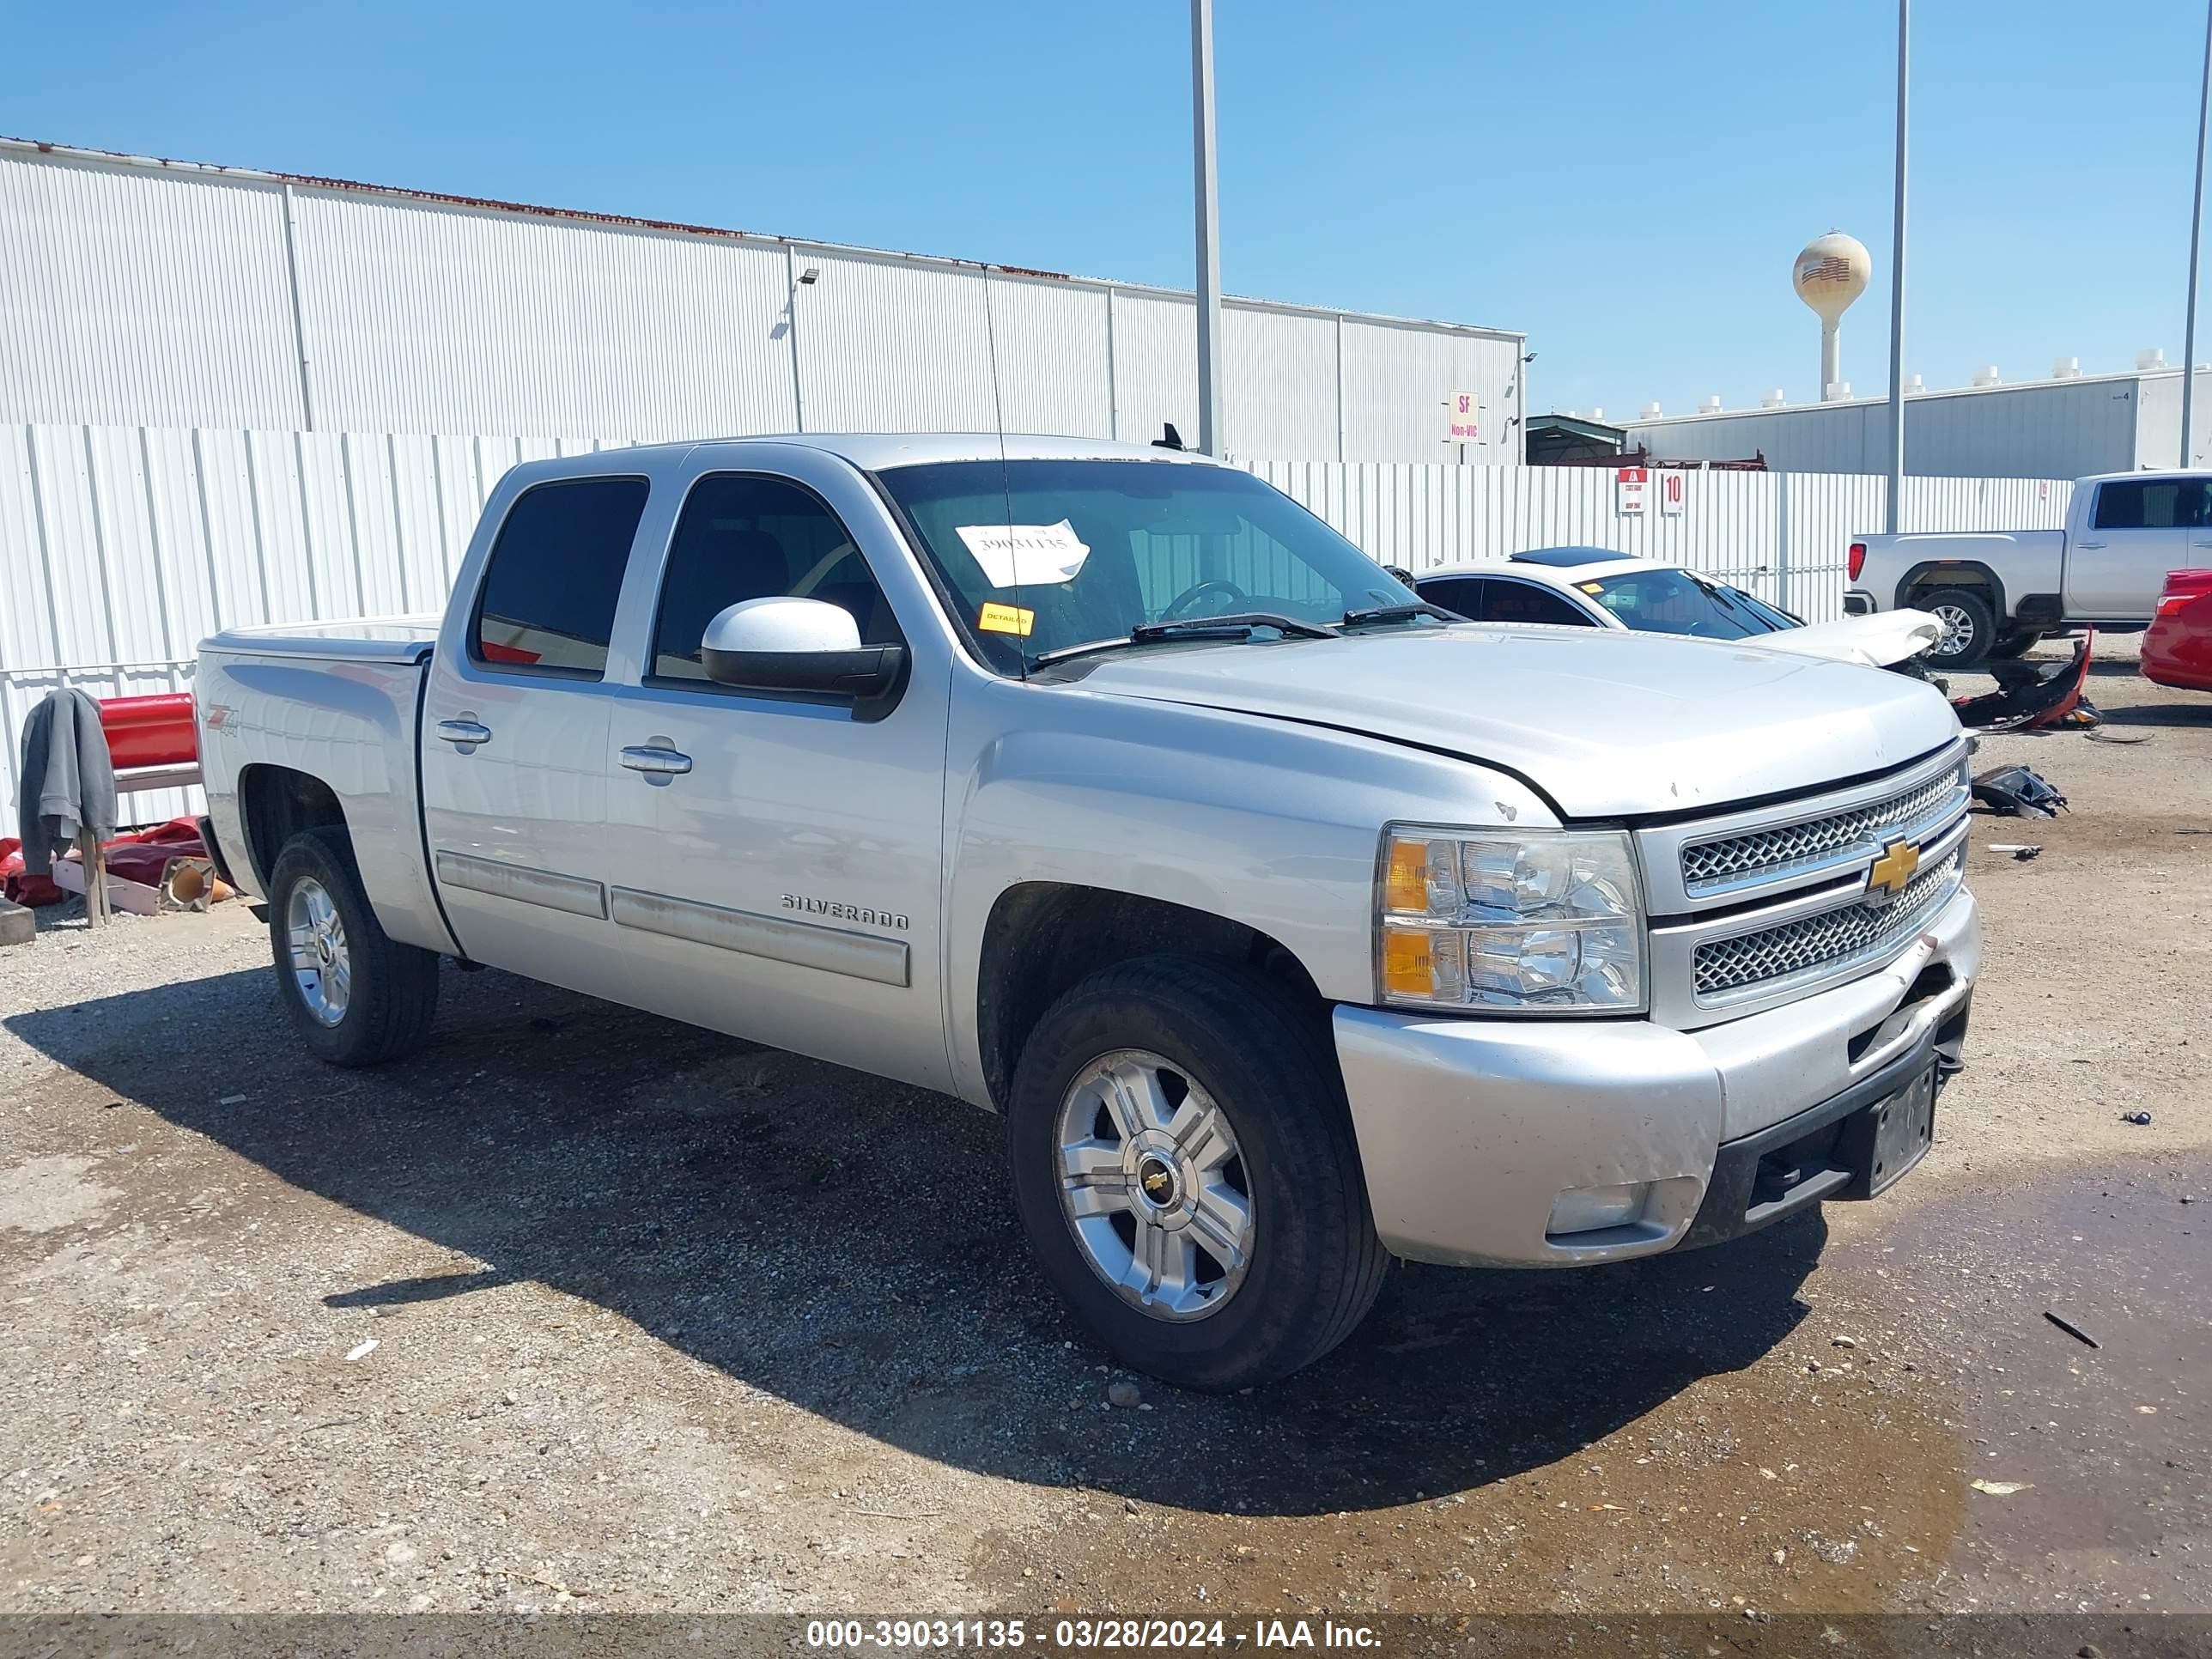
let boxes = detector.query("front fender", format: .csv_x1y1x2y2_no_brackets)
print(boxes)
939,676,1555,1105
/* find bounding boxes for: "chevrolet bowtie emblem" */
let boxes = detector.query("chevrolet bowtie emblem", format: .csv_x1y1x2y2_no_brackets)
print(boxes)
1868,836,1921,900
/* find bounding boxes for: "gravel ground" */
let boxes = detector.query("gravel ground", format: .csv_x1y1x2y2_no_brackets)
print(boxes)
0,636,2204,1620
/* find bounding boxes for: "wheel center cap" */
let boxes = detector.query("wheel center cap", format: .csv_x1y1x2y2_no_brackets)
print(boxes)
1135,1153,1180,1209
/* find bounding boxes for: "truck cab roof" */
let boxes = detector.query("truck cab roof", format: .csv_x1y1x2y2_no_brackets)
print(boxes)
526,433,1233,477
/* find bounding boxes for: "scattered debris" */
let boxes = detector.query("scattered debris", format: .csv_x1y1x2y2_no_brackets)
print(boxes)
1969,1480,2032,1497
1106,1380,1142,1410
482,1564,591,1600
1972,765,2069,818
2083,728,2152,744
1952,635,2094,731
2043,1311,2100,1350
1986,843,2041,860
2122,1110,2154,1127
344,1340,379,1362
219,1094,248,1106
1831,1335,1858,1349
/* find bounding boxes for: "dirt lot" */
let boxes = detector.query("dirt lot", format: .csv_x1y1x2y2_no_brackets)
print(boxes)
0,639,2205,1624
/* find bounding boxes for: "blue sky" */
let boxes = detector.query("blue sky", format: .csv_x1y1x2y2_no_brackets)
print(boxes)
8,1,2209,422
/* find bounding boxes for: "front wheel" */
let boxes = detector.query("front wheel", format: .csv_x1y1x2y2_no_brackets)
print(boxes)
1006,955,1389,1391
266,827,441,1066
1916,587,1997,671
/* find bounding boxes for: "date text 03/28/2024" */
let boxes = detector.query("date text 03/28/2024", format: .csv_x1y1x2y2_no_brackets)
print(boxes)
803,1620,1381,1650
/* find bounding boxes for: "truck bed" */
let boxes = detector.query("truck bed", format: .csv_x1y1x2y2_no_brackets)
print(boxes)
203,614,442,664
195,613,452,957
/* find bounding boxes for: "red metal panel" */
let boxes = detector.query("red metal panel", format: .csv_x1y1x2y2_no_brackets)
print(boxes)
98,691,198,769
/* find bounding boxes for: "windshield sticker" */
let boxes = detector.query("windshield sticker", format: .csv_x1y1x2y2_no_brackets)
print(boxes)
1577,581,1606,594
976,601,1036,637
954,520,1091,588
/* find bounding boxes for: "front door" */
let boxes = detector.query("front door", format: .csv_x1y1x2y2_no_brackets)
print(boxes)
599,470,953,1093
419,473,647,1000
2067,477,2204,619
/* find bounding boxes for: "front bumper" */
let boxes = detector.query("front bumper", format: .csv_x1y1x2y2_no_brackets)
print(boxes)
1333,884,1978,1267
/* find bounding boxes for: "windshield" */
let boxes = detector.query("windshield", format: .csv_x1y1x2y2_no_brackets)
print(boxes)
876,459,1423,671
1574,568,1793,641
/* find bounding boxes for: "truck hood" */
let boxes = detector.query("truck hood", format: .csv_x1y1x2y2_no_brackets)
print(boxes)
1753,608,1942,668
1072,625,1961,818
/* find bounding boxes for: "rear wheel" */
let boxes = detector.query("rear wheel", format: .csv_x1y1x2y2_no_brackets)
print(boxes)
1917,587,1997,670
1006,955,1389,1392
266,828,440,1066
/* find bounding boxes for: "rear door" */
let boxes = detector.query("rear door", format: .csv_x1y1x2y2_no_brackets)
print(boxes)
596,460,955,1093
2067,478,2204,619
418,472,646,998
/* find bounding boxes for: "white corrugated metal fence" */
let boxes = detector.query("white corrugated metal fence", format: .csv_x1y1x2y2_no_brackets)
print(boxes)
3,422,2072,827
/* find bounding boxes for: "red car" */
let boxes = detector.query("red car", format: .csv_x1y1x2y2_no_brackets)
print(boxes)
2142,568,2212,692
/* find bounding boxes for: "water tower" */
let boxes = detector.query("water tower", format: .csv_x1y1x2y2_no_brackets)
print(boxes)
1793,232,1871,402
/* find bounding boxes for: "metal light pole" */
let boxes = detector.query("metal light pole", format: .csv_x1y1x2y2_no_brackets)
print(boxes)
1192,0,1224,454
2184,0,2212,465
1884,0,1909,532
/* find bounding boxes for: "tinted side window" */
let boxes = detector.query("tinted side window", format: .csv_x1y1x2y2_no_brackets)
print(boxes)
472,478,649,678
1417,577,1489,619
2093,482,2147,530
650,473,896,684
1485,580,1596,627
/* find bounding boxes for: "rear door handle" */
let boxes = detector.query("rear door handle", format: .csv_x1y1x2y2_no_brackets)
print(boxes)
435,717,492,750
2075,541,2106,550
621,743,693,778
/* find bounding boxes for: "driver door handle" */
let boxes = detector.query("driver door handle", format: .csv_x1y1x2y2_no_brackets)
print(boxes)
435,718,492,748
620,744,693,777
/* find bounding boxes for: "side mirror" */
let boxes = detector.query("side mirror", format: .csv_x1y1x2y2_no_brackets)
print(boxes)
701,597,907,719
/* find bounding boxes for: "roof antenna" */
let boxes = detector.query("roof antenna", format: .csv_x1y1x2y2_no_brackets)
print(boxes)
1152,422,1186,452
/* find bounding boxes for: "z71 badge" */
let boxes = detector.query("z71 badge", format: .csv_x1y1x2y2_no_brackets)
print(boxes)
781,894,910,930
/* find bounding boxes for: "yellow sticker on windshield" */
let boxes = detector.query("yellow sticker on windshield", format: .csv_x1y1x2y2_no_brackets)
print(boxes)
1577,581,1606,594
978,601,1036,637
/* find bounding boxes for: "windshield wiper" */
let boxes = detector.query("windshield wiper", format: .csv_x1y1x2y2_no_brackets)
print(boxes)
1340,601,1458,628
1133,611,1339,642
1032,612,1337,667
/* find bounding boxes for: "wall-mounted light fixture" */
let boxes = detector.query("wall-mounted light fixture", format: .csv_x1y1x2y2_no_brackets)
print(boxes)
798,266,821,285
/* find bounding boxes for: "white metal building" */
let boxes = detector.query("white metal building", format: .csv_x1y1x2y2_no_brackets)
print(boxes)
0,137,1527,464
1627,365,2212,480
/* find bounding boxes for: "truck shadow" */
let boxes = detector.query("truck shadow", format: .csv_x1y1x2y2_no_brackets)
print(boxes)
6,962,1818,1518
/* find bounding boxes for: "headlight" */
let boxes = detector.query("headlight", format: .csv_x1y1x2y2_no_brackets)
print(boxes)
1376,826,1646,1014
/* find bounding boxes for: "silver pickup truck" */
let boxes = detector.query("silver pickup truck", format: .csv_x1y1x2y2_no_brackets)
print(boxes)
1847,467,2212,666
195,435,1979,1389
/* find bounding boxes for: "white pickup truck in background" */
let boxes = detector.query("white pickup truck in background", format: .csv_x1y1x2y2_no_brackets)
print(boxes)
1845,469,2212,668
193,434,1979,1389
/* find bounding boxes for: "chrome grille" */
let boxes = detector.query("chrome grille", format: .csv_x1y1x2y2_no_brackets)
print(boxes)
1680,764,1967,895
1692,848,1964,999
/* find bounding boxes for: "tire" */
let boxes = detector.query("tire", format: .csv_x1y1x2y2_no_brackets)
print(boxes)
266,826,441,1066
1985,629,2041,660
1916,587,1997,670
1006,954,1389,1391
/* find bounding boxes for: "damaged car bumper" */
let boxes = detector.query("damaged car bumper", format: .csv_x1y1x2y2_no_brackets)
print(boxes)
1333,883,1978,1268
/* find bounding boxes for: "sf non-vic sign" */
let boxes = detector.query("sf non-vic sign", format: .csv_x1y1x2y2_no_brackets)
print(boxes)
1444,392,1480,444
